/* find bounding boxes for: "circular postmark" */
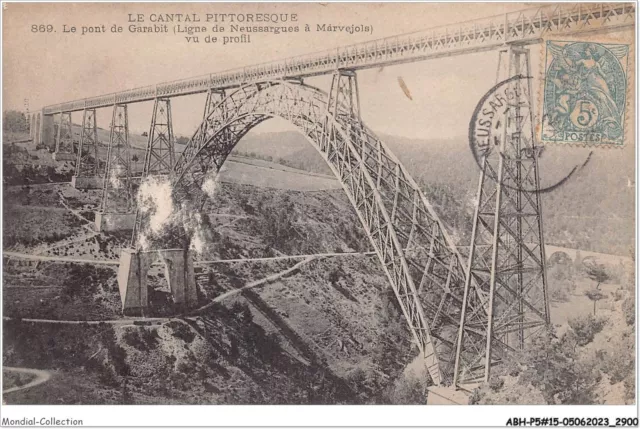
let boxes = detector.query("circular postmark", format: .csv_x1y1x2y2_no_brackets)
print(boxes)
469,75,592,194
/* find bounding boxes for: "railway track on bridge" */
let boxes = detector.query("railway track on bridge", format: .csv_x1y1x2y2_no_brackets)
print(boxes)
41,3,634,114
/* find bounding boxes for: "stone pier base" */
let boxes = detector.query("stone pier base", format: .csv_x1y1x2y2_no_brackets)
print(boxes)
52,151,76,162
117,248,151,315
40,113,54,149
426,386,470,405
72,175,104,190
95,211,136,232
117,248,197,315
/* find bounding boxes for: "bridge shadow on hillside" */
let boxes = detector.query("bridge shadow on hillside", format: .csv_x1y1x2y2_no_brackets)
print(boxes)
183,299,356,404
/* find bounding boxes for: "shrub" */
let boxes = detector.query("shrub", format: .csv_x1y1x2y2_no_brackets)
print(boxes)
384,371,426,404
489,376,505,392
470,378,546,405
551,285,570,302
97,362,120,387
622,297,635,326
169,321,195,344
258,195,298,253
122,328,158,352
518,330,602,404
600,331,635,403
568,314,606,346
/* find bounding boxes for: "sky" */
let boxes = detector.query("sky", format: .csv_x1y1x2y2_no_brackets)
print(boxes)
3,2,552,140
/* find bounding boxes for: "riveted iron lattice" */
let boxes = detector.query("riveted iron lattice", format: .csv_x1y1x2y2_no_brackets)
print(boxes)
101,104,133,213
158,76,484,386
76,109,101,177
143,98,175,177
204,88,226,120
453,47,550,387
131,97,179,247
55,112,73,154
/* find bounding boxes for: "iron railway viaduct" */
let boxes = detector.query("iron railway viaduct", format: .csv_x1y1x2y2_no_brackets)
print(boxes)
26,3,634,391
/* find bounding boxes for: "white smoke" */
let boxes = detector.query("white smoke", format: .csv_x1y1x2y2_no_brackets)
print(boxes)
201,174,221,199
133,171,222,255
134,175,175,250
187,172,224,256
137,176,174,234
109,164,125,189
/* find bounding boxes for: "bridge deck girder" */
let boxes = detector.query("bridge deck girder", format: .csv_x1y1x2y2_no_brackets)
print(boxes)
42,3,634,114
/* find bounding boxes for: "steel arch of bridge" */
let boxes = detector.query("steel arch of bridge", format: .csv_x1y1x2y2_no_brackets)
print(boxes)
138,76,491,385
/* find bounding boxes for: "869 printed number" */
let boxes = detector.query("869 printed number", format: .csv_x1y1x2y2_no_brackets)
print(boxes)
31,25,54,33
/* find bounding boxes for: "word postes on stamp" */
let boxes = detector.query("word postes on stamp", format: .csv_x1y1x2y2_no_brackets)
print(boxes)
541,40,629,146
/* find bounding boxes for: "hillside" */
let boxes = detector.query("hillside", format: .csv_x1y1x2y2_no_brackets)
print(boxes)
3,176,419,404
233,130,635,256
2,122,633,405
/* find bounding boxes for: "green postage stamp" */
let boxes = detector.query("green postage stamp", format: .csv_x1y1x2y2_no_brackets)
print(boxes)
541,40,630,146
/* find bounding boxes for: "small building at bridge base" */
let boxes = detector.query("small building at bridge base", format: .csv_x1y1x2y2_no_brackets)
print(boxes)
95,211,136,232
72,175,104,190
52,151,76,162
426,386,471,405
117,248,197,315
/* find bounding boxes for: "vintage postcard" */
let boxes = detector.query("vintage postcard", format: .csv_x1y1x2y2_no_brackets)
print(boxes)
1,2,637,427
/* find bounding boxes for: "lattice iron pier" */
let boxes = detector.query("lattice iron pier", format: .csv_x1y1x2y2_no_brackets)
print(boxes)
95,104,135,232
131,97,178,246
453,47,550,387
72,108,104,189
143,98,176,176
53,112,75,161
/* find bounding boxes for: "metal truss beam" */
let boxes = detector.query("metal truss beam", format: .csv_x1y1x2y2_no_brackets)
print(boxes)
453,47,549,387
43,3,634,114
101,104,133,213
75,109,101,177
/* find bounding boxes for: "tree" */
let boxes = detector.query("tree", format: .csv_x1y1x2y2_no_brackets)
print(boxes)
586,263,609,288
584,263,609,314
567,314,606,346
511,329,601,404
3,110,28,132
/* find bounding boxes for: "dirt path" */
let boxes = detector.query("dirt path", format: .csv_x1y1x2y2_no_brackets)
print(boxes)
56,191,94,231
2,367,51,394
2,316,171,327
3,251,118,266
4,250,374,267
4,181,71,189
34,231,100,256
192,256,316,314
195,251,375,265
